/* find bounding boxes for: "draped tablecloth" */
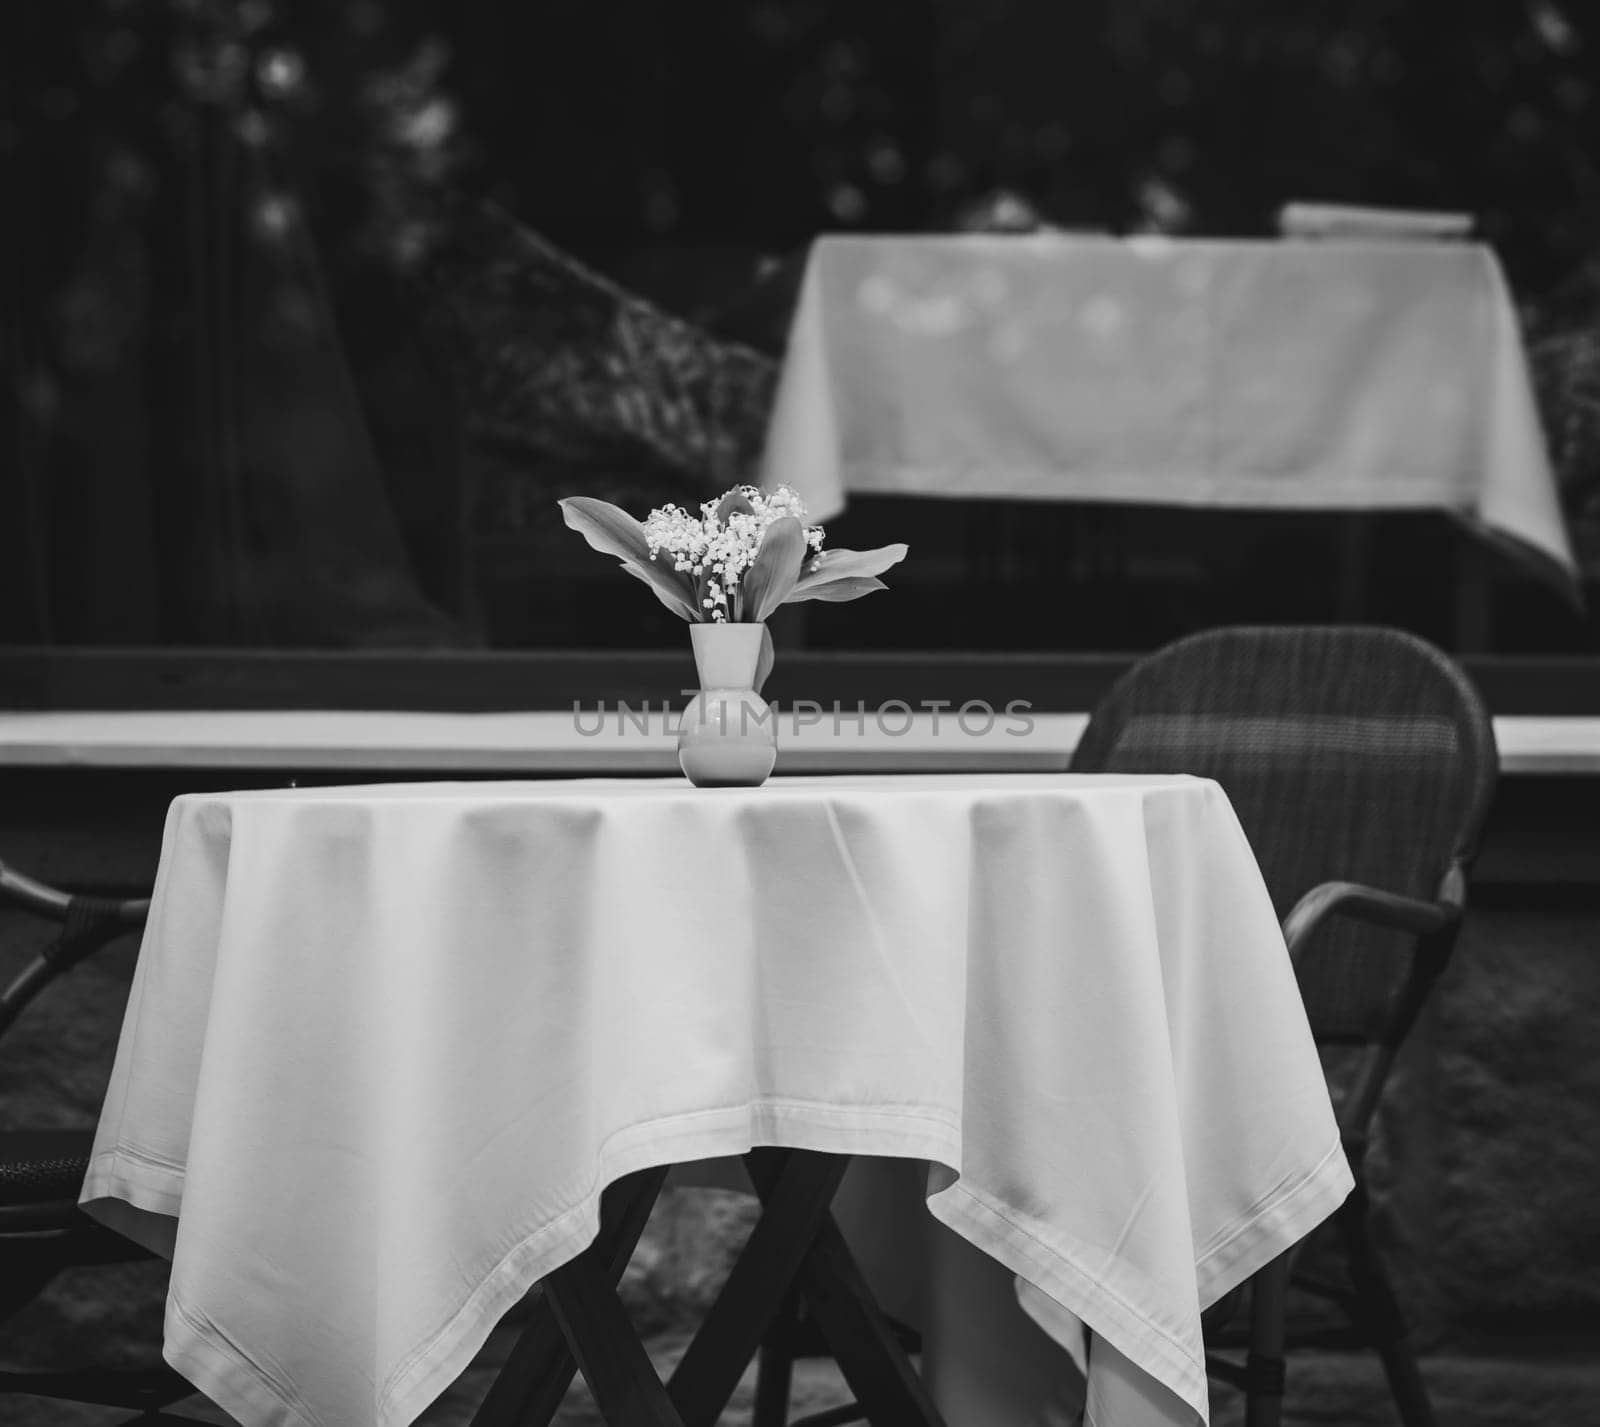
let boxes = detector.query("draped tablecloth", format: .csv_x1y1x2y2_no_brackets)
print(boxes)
81,774,1352,1427
759,235,1575,592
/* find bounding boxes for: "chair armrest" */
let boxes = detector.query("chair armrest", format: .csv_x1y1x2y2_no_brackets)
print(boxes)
0,860,75,917
0,861,151,1042
1282,866,1464,962
0,859,150,925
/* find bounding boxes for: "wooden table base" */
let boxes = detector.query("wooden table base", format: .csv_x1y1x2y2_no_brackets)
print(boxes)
471,1150,947,1427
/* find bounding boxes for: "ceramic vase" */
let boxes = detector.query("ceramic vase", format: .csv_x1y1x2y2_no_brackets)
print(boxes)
678,622,777,787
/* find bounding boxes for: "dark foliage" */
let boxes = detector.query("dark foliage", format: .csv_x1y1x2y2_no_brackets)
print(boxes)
9,0,1600,647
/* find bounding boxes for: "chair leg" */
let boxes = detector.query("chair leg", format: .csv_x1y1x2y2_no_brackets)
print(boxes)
1340,1200,1436,1427
1243,1253,1289,1427
752,1290,799,1427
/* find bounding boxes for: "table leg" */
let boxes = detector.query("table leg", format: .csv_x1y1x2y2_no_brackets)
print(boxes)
474,1152,944,1427
471,1166,668,1427
745,1155,949,1427
666,1150,850,1427
751,1292,799,1427
545,1255,687,1427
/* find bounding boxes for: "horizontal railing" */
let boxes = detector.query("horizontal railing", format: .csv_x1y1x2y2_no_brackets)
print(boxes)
4,647,1600,715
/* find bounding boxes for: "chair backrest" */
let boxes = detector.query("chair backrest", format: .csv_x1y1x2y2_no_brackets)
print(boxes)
1071,626,1498,1049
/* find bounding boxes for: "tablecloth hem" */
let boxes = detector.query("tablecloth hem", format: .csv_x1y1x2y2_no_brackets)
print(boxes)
1446,510,1583,607
927,1176,1210,1426
80,1149,185,1257
375,1101,966,1426
81,1147,185,1212
1193,1137,1355,1307
166,1292,324,1427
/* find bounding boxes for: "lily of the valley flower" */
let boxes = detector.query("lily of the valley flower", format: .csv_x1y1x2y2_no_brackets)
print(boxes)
559,485,907,627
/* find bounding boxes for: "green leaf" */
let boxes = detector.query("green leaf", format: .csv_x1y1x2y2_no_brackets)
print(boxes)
619,562,699,621
793,543,909,596
754,623,775,695
786,575,888,604
559,496,697,621
715,488,757,525
741,516,807,622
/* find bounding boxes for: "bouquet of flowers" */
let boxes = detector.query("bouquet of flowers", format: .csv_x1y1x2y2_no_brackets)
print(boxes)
558,485,907,625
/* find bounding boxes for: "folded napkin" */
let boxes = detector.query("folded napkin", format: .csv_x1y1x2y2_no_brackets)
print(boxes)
1278,202,1474,241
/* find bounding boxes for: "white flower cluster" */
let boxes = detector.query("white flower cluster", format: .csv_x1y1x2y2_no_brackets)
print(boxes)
643,486,825,621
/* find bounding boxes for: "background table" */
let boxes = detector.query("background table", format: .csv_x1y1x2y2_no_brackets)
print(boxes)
760,235,1575,597
81,774,1351,1427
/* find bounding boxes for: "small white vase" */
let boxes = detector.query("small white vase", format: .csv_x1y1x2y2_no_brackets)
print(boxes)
678,623,777,788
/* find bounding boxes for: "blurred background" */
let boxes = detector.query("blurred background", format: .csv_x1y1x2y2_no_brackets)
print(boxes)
7,0,1600,655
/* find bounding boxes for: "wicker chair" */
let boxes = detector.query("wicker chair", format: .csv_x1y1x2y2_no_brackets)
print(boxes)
1069,625,1498,1427
0,858,205,1422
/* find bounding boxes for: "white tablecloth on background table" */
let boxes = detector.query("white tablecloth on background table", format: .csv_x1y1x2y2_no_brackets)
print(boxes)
760,235,1575,593
81,774,1352,1427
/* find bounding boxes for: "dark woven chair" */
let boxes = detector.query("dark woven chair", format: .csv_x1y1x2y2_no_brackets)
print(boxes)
1069,625,1498,1427
0,858,206,1422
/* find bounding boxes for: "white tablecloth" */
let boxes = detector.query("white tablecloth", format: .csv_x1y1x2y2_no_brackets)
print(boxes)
82,775,1351,1427
760,235,1574,591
